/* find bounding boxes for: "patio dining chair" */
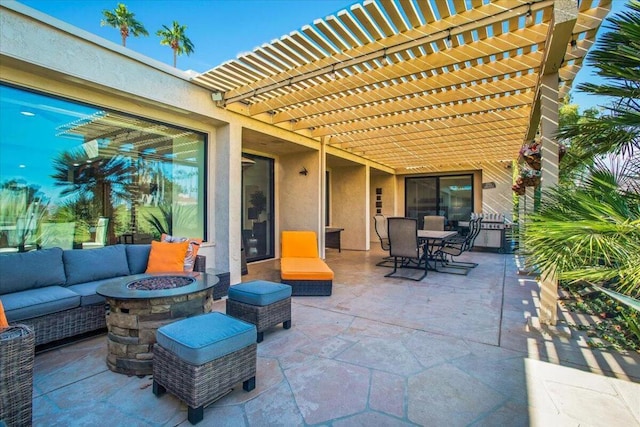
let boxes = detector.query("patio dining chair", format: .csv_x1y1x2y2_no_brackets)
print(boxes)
373,214,393,267
434,215,483,270
423,215,445,231
385,217,429,281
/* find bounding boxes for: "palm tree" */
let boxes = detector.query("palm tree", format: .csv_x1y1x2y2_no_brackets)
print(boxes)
101,3,149,47
156,21,195,67
556,0,639,159
524,157,640,297
524,1,640,298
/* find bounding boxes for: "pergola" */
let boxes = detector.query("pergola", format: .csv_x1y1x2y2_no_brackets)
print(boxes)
192,0,611,325
192,0,610,173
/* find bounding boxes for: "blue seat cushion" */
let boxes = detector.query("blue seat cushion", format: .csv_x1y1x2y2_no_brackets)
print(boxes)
0,247,66,294
228,280,292,306
64,245,130,285
156,312,256,365
1,286,80,322
126,244,151,275
67,279,112,306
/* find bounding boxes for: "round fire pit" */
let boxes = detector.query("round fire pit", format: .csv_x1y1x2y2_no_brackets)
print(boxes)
127,275,195,291
96,272,218,376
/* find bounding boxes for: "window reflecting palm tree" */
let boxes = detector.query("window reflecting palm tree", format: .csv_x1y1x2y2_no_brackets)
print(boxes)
51,149,134,244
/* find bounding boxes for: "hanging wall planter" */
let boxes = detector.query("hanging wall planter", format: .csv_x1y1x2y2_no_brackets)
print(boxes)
520,142,541,170
520,168,542,187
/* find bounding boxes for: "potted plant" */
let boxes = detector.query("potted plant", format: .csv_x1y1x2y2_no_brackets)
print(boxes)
520,168,541,187
512,178,526,196
249,190,267,220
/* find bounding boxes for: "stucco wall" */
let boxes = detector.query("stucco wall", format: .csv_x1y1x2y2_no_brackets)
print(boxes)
277,151,321,252
331,164,368,250
370,173,396,243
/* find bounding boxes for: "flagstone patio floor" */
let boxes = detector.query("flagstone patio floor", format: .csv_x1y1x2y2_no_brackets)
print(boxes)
32,247,640,426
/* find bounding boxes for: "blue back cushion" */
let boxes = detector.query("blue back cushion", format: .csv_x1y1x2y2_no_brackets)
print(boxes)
0,247,66,294
126,244,151,274
64,245,130,285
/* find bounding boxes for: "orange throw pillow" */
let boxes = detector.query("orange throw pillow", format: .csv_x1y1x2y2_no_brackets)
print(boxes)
0,299,9,329
145,240,190,273
161,234,203,272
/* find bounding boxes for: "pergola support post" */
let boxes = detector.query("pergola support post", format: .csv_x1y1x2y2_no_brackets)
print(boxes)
538,73,561,325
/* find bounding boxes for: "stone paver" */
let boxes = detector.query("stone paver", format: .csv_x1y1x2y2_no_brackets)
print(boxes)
30,248,640,426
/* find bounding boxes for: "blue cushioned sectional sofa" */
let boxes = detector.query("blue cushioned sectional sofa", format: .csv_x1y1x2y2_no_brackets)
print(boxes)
0,244,211,346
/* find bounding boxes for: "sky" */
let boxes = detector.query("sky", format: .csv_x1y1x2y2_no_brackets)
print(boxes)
15,0,628,112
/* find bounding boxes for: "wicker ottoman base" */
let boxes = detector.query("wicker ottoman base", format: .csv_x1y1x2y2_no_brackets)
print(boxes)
153,343,257,425
281,279,332,296
226,298,291,343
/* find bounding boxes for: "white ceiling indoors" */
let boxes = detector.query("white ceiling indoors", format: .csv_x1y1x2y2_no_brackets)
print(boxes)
193,0,610,173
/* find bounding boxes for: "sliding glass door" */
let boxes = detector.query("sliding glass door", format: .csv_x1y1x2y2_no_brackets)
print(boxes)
241,154,274,261
405,175,473,229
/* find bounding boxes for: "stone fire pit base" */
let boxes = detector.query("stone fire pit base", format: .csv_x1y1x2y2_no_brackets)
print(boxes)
105,288,213,376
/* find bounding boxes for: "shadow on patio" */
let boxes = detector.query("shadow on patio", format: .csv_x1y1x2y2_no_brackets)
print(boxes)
32,248,639,426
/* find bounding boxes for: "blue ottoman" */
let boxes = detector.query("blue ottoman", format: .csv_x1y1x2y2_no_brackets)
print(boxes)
226,280,292,343
152,312,257,425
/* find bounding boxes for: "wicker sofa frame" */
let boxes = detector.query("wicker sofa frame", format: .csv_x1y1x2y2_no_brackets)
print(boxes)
226,297,291,342
23,304,106,346
0,324,35,426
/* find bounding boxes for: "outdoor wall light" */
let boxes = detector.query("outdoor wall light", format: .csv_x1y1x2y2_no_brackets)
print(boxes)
525,4,533,26
327,65,337,80
211,91,223,102
443,30,453,49
299,167,308,176
379,48,390,65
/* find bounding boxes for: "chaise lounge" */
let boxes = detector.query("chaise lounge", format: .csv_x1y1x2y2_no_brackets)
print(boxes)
280,231,333,296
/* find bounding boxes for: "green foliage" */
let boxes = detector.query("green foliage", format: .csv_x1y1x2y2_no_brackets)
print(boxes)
524,158,640,297
560,282,640,351
556,0,640,160
559,99,580,129
0,180,50,249
144,203,198,239
145,203,173,236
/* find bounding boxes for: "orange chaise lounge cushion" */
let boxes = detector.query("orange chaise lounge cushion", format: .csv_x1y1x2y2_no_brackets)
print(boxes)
280,230,333,280
280,257,334,280
281,230,320,258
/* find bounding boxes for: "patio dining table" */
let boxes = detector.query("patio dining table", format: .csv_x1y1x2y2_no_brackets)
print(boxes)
417,230,460,272
418,230,457,252
417,230,458,241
